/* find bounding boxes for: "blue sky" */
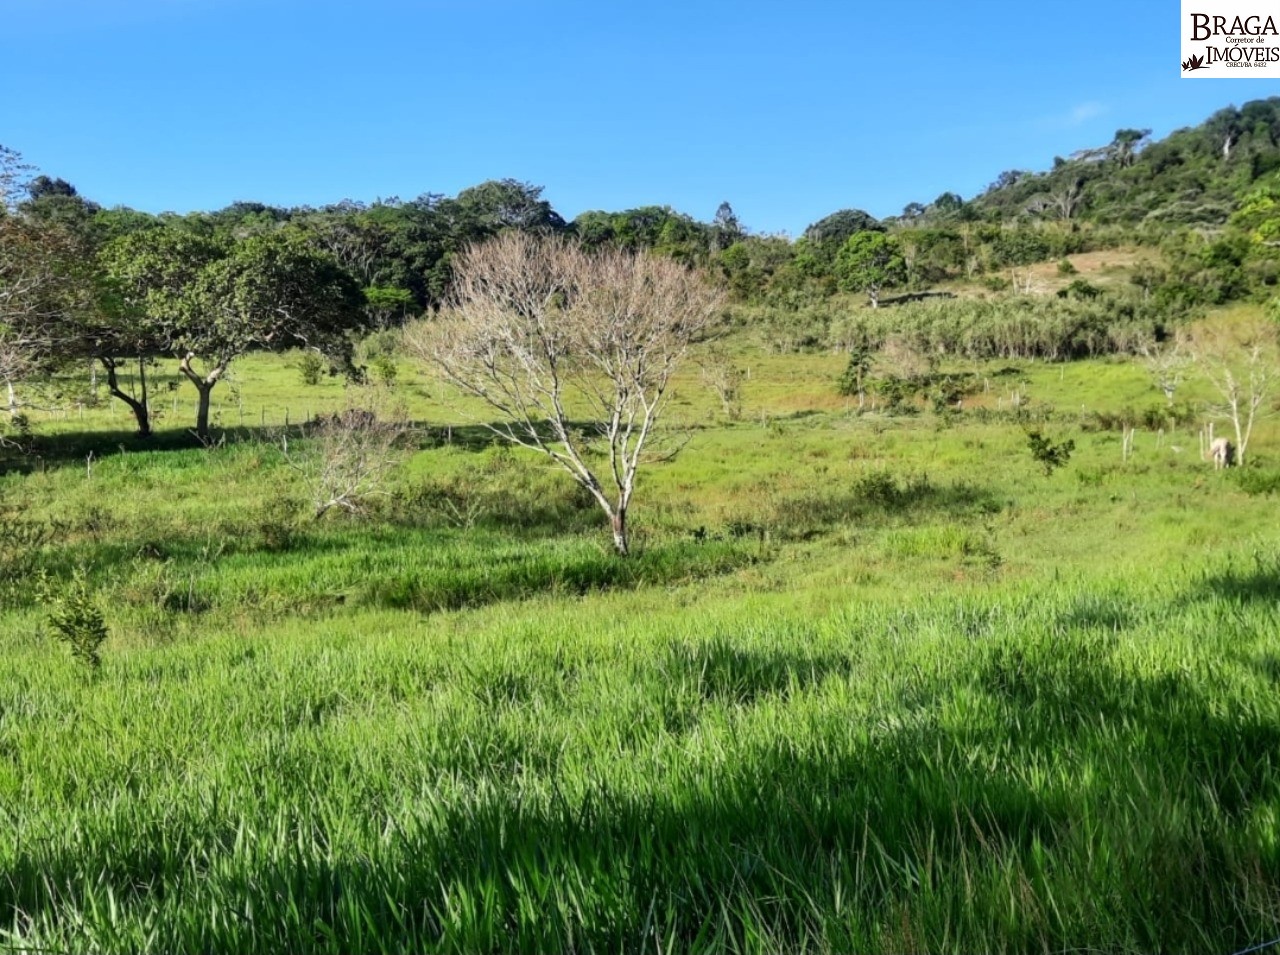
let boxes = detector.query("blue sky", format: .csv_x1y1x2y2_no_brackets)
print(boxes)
2,0,1277,234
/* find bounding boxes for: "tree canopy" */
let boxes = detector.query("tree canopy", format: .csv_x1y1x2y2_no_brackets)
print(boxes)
9,93,1280,443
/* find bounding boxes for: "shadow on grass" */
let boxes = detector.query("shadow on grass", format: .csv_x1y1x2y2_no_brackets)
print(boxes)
6,654,1279,953
656,635,855,707
1,424,308,475
362,540,756,614
1052,591,1141,635
758,472,1001,541
2,416,621,474
1191,554,1280,605
10,530,761,622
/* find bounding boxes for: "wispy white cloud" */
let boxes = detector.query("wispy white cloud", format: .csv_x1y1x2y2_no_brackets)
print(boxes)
1067,101,1107,125
1038,101,1108,130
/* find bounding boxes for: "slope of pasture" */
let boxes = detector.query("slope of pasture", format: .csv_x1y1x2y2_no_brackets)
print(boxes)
3,336,1280,953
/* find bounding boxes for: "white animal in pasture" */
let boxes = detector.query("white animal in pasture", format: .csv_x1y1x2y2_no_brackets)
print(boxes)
1208,436,1235,469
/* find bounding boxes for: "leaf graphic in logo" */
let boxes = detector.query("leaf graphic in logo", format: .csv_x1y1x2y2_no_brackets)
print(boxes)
1182,53,1208,71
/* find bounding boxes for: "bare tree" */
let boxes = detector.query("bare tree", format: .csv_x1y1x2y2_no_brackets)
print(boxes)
0,324,41,410
1,223,52,414
1,144,33,211
1139,338,1190,407
1008,268,1041,295
305,212,389,286
280,399,412,518
878,333,933,381
698,346,745,421
1027,178,1083,220
1,146,91,434
1210,108,1242,162
405,232,724,555
1188,320,1276,467
0,335,26,388
0,216,86,418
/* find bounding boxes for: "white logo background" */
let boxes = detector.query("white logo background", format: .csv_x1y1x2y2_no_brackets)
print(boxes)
1181,1,1280,77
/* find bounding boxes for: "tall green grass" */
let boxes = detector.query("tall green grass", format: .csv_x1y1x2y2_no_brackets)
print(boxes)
3,345,1280,953
4,559,1280,953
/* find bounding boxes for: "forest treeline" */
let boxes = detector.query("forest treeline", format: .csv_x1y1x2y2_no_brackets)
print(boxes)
6,97,1280,437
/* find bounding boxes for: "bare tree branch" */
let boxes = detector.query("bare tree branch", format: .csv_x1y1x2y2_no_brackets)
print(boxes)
1138,338,1191,407
405,232,724,555
1186,320,1277,467
278,398,413,518
1,215,90,417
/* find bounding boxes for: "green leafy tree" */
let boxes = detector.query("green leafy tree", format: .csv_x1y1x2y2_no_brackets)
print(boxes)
91,207,161,243
931,192,966,217
19,177,101,236
570,205,716,265
1109,128,1151,168
711,201,744,252
178,234,368,437
836,335,874,409
803,208,883,246
901,202,927,222
363,284,415,328
450,179,567,235
835,232,907,307
799,208,883,277
97,228,225,436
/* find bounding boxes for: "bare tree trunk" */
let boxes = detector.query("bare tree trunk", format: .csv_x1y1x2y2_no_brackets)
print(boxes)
611,508,629,557
1230,392,1251,467
103,357,152,437
5,379,16,419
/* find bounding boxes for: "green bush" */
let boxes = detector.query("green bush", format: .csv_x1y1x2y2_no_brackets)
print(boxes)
295,351,326,387
37,569,110,670
1232,467,1280,496
1026,430,1075,476
836,343,873,398
370,354,399,386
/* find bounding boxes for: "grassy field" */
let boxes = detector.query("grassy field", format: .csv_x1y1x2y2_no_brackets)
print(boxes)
3,332,1280,953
